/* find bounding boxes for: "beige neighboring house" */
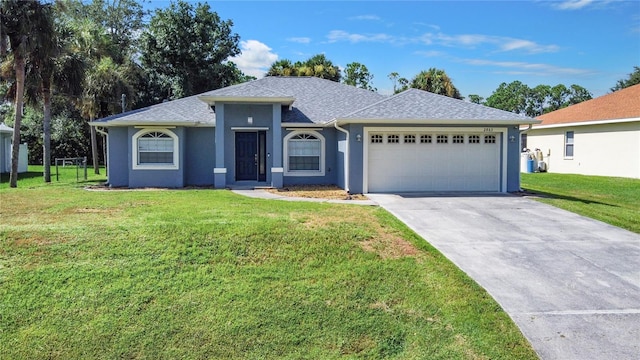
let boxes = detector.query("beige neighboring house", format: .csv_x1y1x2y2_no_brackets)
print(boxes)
525,84,640,178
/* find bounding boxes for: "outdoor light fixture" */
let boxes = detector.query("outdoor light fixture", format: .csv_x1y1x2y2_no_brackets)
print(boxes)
356,134,362,142
247,117,253,124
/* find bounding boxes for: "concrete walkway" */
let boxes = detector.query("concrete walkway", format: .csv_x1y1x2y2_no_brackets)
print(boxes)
367,193,640,360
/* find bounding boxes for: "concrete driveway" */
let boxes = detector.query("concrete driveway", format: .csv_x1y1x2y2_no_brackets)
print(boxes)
367,193,640,360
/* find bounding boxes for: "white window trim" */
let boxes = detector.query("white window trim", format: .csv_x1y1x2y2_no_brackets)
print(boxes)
564,131,574,159
283,130,325,176
132,128,179,170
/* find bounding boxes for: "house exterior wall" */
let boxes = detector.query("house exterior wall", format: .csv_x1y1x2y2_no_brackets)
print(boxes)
128,127,185,188
222,104,274,185
185,127,215,186
282,127,338,187
346,124,522,193
106,127,129,187
526,121,640,178
0,132,10,173
506,126,521,191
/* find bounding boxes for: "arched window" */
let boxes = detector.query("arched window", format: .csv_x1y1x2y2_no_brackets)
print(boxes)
284,131,325,176
132,129,179,170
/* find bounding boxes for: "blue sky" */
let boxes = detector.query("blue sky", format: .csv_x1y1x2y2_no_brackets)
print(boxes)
146,0,640,98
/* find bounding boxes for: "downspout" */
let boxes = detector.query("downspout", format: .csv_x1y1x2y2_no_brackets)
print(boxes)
94,126,109,179
518,124,533,191
334,121,350,193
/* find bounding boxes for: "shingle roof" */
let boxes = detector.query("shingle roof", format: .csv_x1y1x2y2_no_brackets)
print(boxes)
92,77,537,126
341,88,532,121
92,94,216,125
220,77,386,124
536,84,640,126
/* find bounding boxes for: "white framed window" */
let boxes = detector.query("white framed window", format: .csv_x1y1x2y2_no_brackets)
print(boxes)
371,134,383,143
387,134,399,143
420,134,432,143
469,135,480,144
565,131,574,158
284,130,325,176
132,128,179,170
452,135,464,144
484,135,496,144
437,135,448,144
404,134,416,143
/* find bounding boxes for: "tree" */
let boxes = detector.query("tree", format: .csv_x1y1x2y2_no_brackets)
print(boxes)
267,54,341,82
485,81,530,114
610,66,640,92
140,0,241,99
525,84,550,117
266,59,296,77
1,0,50,187
484,81,592,116
81,57,133,174
567,84,592,105
28,2,56,182
343,62,375,91
410,68,462,99
468,94,484,104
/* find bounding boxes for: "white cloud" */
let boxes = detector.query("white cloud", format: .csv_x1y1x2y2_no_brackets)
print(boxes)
458,58,592,76
287,37,311,44
228,40,278,78
415,50,446,57
325,30,559,54
499,39,560,54
434,33,559,54
553,0,597,10
349,14,381,21
327,30,394,43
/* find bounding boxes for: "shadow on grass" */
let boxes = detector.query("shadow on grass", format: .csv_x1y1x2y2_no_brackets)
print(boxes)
522,188,618,208
0,171,43,183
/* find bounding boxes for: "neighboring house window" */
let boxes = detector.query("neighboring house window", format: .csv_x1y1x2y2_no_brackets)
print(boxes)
132,129,179,170
484,135,496,144
371,134,383,143
388,134,399,143
453,135,464,144
521,134,527,150
404,134,416,143
437,135,448,144
420,134,432,143
469,135,480,144
565,131,574,158
284,131,325,176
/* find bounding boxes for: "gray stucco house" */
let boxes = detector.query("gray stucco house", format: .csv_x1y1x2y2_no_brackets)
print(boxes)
90,76,538,193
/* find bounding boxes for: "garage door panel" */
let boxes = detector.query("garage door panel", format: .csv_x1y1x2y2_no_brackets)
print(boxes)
368,131,500,192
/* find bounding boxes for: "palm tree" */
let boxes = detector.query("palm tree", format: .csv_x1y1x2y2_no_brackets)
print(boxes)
81,57,133,174
1,0,48,187
28,2,56,182
411,68,462,99
266,59,296,77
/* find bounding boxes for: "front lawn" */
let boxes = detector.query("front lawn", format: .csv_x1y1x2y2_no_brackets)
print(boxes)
0,170,537,359
521,173,640,234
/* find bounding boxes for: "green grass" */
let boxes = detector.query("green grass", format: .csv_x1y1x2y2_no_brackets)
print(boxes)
522,173,640,234
0,168,537,359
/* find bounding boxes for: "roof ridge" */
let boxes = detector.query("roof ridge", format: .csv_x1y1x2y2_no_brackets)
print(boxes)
337,90,403,118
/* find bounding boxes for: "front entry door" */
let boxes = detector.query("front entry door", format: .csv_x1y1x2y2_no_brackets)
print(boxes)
235,131,267,181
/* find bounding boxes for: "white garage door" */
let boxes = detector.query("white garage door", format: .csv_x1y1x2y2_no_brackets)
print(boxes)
367,131,501,192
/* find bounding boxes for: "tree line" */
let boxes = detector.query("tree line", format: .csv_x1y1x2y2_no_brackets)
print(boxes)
2,0,638,188
1,0,249,187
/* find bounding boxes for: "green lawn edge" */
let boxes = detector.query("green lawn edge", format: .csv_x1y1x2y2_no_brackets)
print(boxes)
0,170,538,359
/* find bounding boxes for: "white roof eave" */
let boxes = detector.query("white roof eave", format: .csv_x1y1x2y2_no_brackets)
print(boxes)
332,118,541,126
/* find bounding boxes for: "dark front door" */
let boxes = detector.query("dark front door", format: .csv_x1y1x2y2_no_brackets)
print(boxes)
236,132,258,181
